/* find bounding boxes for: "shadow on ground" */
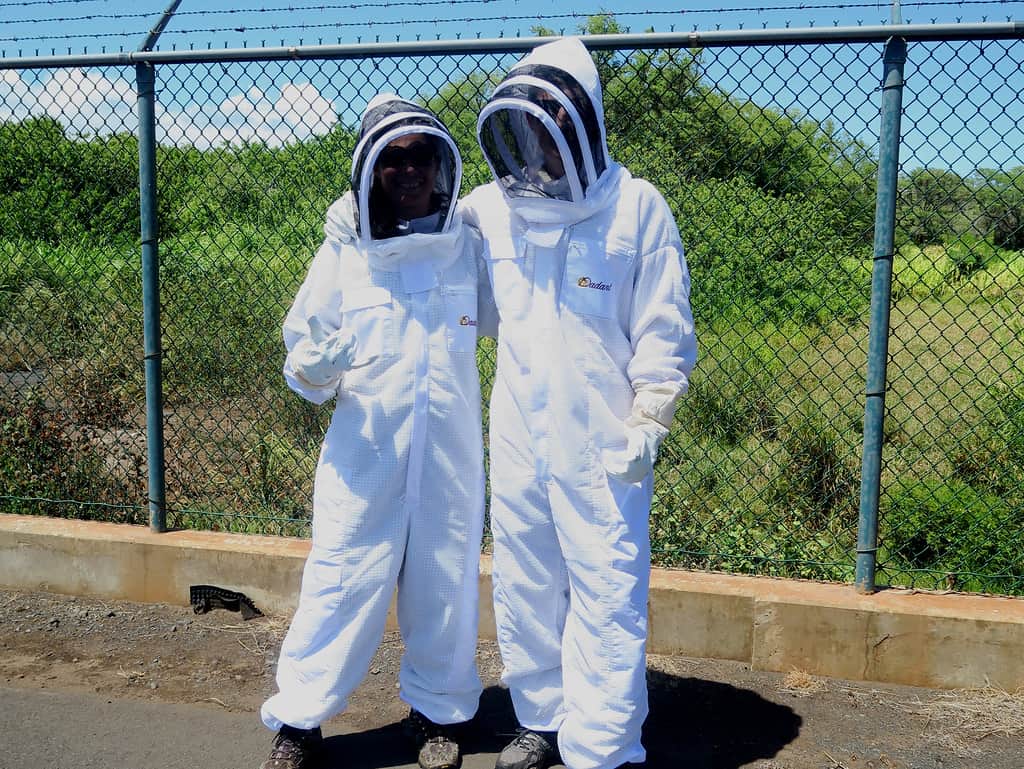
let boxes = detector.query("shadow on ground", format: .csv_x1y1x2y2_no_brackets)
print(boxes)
642,669,801,767
318,670,800,769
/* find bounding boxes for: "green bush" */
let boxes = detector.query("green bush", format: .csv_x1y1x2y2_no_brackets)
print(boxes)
883,478,1023,592
676,177,870,326
768,407,859,529
157,231,306,399
650,491,854,582
975,166,1024,252
0,398,144,522
0,118,138,243
683,354,779,446
949,383,1024,500
155,128,355,237
989,198,1024,251
896,167,977,247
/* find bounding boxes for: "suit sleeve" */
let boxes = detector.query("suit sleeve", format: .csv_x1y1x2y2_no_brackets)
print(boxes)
282,237,347,405
458,192,500,339
625,182,698,427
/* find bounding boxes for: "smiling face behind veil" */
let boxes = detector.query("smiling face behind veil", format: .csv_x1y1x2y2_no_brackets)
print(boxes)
350,95,461,242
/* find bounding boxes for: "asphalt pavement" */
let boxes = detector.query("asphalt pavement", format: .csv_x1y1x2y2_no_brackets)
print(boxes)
1,678,801,769
7,659,1022,769
2,685,510,769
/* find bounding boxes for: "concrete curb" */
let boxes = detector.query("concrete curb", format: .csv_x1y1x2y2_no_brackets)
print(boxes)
2,513,1022,690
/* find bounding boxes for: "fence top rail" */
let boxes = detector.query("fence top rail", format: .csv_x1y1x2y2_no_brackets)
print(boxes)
1,21,1022,70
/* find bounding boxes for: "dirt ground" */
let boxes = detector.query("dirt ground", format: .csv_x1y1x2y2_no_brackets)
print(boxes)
2,588,1022,769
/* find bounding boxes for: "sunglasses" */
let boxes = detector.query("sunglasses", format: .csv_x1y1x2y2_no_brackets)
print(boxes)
377,142,437,170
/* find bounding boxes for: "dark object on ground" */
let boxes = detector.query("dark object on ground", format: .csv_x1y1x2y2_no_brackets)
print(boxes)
189,584,263,620
260,724,323,769
402,708,462,769
493,728,560,769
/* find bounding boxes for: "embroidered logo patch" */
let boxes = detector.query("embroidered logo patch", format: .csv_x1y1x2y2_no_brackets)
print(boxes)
577,276,612,291
459,315,478,326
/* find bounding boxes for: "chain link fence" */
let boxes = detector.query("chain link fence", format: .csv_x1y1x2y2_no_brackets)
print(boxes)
1,28,1022,594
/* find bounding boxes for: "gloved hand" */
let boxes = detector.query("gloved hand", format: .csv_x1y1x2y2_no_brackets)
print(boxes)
290,316,359,387
601,418,669,483
601,382,682,483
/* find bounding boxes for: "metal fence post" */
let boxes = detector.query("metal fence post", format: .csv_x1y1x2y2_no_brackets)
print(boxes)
855,36,907,593
136,61,167,533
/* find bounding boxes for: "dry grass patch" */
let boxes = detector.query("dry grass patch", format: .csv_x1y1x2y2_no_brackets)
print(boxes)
895,684,1024,757
779,669,827,697
900,685,1024,740
645,652,701,679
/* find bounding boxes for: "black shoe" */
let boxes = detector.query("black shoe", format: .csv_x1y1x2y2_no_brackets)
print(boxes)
402,708,463,769
494,728,559,769
260,724,322,769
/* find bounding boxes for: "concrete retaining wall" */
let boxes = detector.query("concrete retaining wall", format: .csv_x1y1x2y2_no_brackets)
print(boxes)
2,513,1022,690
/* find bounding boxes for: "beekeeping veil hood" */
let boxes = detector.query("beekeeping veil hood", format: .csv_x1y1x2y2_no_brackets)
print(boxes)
477,36,626,244
349,94,462,246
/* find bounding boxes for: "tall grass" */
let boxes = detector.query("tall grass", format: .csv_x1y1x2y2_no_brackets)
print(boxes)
2,202,1022,591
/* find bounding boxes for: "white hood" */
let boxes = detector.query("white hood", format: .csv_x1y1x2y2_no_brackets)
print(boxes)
477,36,625,240
349,93,463,249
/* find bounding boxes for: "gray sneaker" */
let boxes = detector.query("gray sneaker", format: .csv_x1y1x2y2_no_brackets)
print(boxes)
260,725,322,769
402,708,462,769
494,729,559,769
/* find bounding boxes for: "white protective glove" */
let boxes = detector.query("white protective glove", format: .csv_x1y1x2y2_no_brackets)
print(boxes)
601,383,681,483
601,418,669,483
289,316,360,388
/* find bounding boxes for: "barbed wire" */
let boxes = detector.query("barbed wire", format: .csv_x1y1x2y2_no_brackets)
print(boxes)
2,0,1021,44
0,0,509,25
1,10,152,24
0,0,114,7
4,0,1024,22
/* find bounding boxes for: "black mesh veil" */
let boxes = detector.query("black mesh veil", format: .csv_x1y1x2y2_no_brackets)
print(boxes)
477,64,606,204
513,63,605,183
350,97,461,241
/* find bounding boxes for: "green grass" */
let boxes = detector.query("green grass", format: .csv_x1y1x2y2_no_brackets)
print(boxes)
893,239,1024,303
2,235,1022,594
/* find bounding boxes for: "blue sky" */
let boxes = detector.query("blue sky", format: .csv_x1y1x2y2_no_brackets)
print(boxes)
1,1,1022,173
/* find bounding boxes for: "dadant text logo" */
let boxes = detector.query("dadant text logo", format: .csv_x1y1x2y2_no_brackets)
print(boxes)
577,276,612,291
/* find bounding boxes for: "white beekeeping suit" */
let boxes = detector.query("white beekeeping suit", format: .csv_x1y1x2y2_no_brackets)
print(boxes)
261,95,487,747
462,38,697,769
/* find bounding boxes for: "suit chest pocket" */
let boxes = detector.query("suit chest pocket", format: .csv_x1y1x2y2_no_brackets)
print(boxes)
486,244,532,320
561,240,635,320
445,286,479,353
340,286,396,360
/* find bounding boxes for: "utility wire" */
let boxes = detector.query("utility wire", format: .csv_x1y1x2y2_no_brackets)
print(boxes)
4,0,1023,23
175,0,506,10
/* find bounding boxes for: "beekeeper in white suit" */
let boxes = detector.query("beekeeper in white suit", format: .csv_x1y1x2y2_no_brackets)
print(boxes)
258,94,492,769
461,37,697,769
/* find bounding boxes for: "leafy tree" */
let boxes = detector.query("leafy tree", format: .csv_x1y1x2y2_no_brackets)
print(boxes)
973,166,1024,251
0,117,139,242
896,167,976,246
